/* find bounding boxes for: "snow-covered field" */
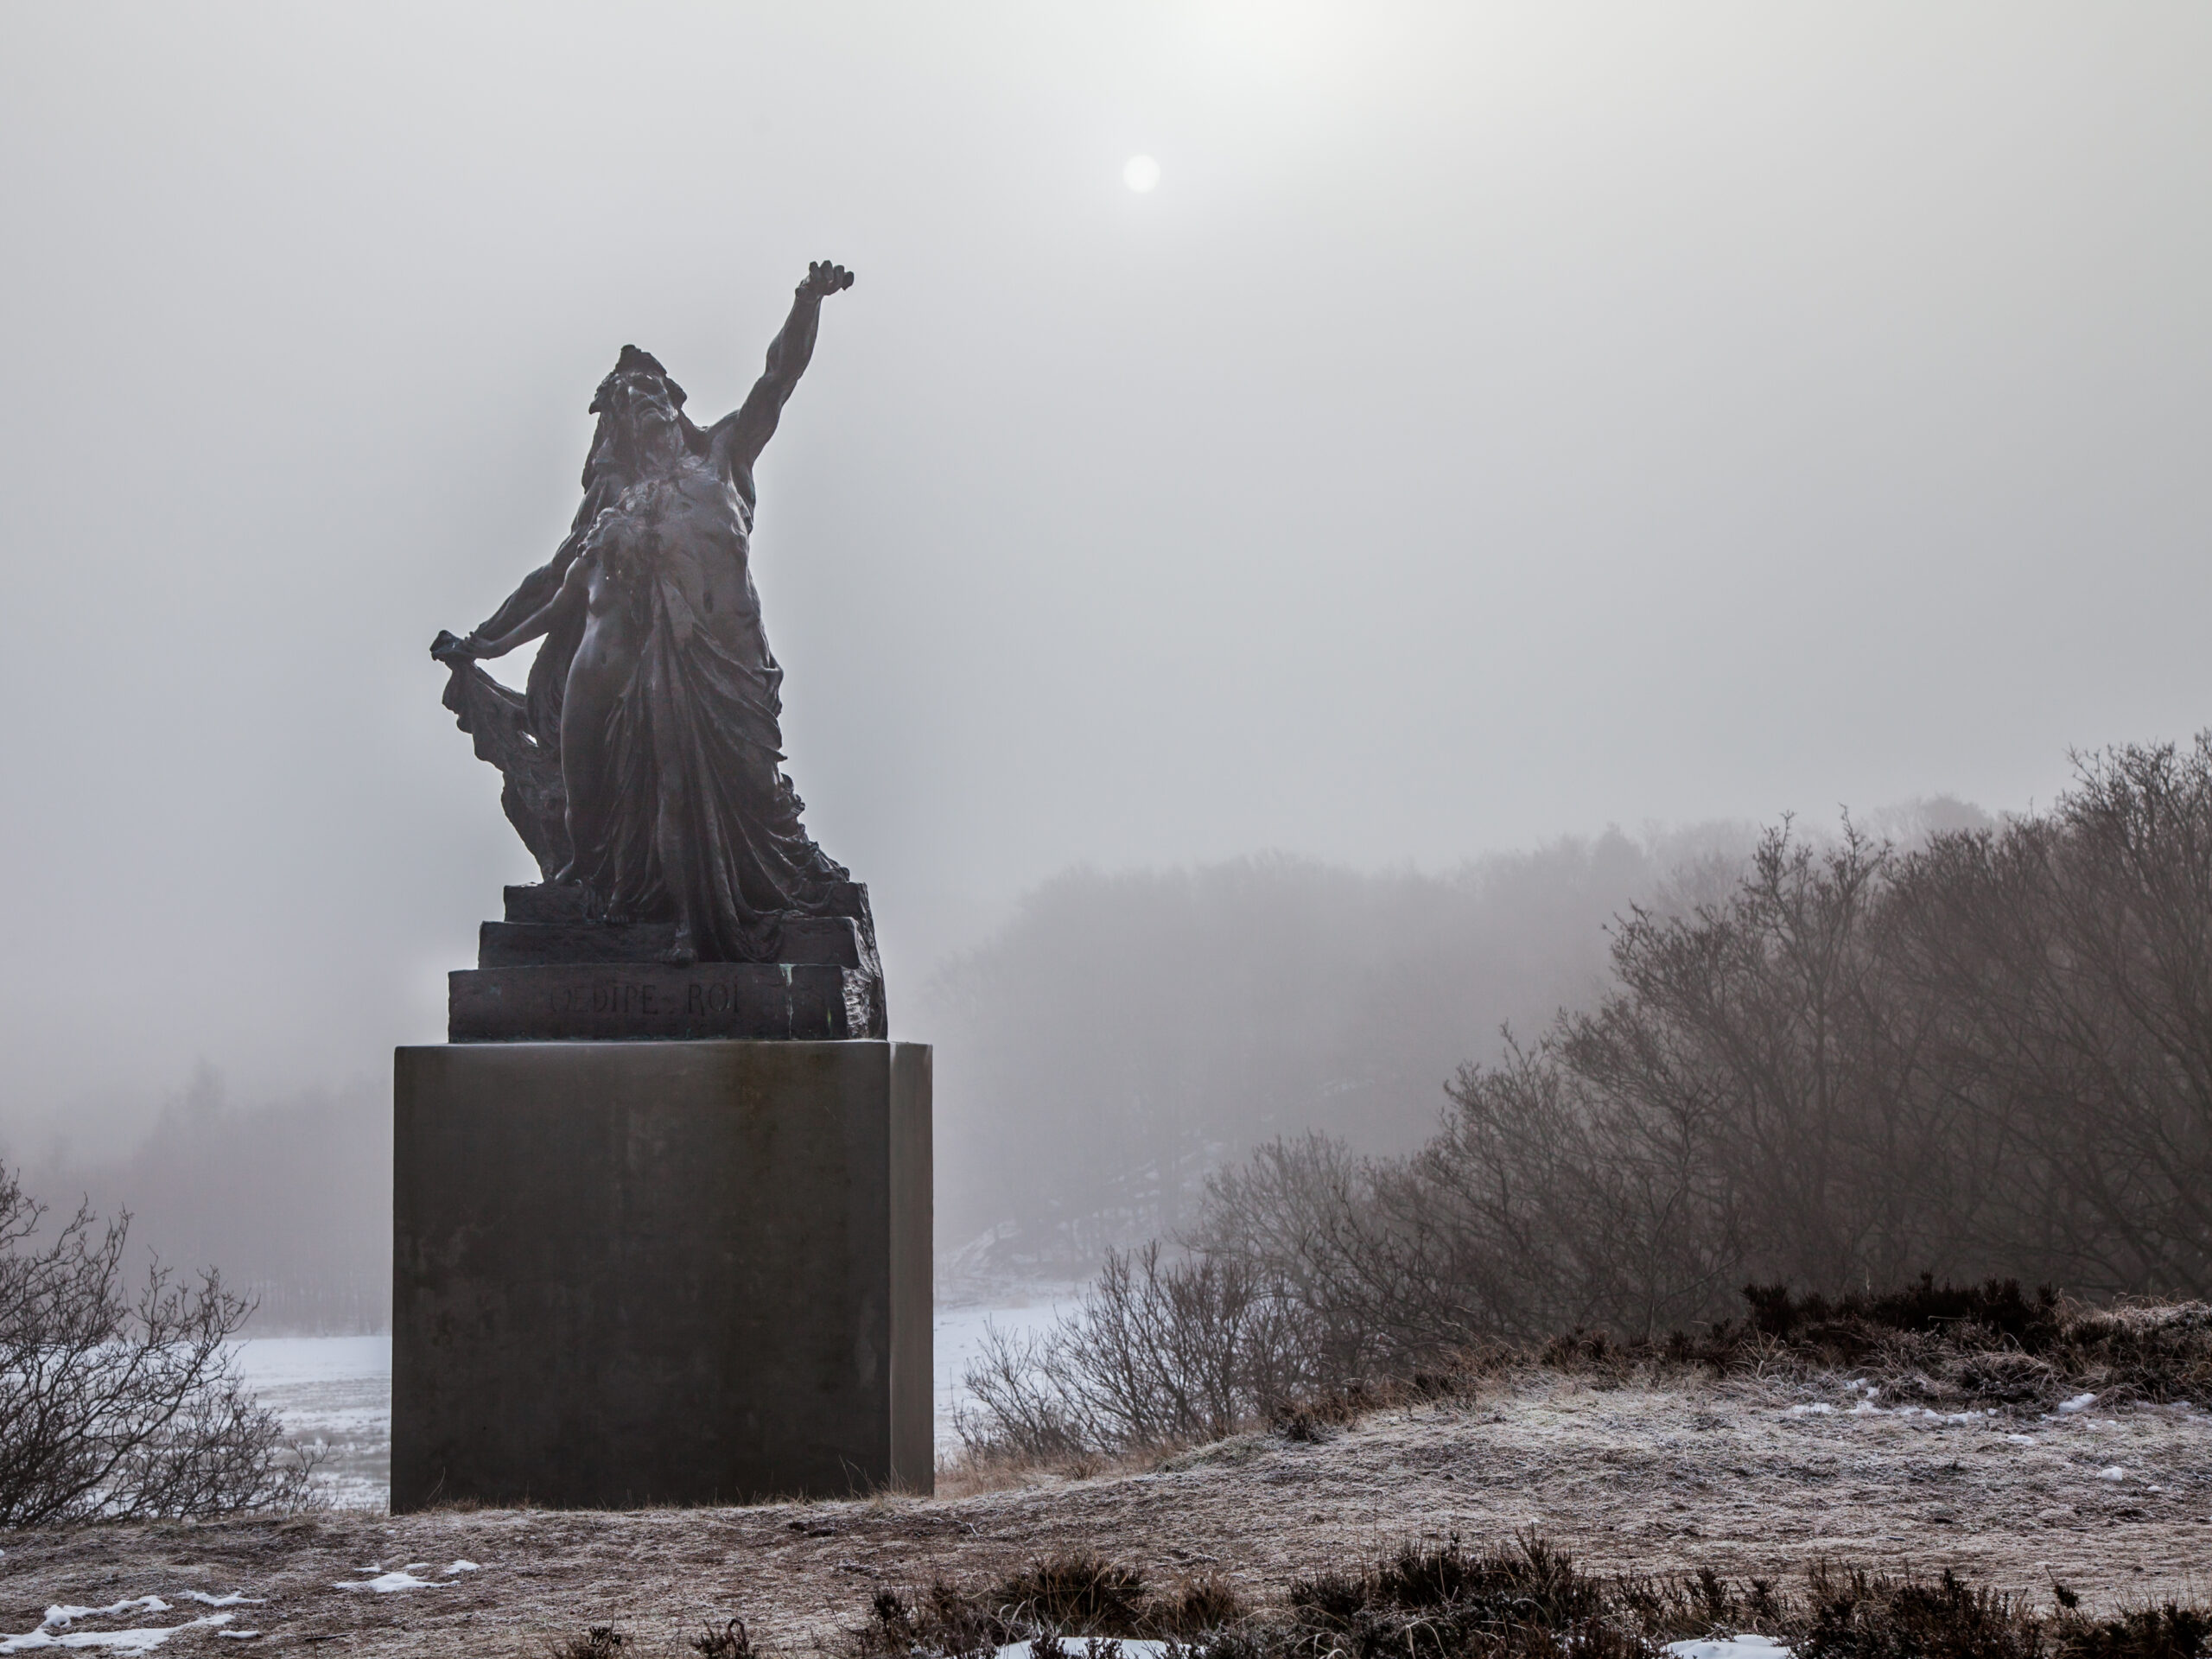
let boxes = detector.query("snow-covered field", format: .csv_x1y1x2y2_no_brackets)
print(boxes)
231,1290,1076,1509
230,1334,392,1510
931,1289,1076,1445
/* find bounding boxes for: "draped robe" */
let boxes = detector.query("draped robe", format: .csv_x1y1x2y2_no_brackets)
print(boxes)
555,455,849,960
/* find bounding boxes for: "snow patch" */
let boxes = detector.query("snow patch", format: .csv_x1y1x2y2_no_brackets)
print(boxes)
447,1561,481,1573
181,1595,260,1609
24,1604,170,1630
995,1643,1178,1659
1786,1401,1993,1424
0,1602,237,1654
334,1567,461,1593
2056,1393,2097,1414
1666,1639,1793,1659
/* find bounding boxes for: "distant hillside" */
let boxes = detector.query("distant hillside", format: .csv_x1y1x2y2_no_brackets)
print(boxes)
11,1067,389,1334
913,829,1770,1285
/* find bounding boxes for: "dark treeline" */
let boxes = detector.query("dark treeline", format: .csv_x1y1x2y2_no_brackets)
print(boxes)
921,804,1993,1283
960,740,2212,1455
918,828,1768,1281
12,1069,390,1333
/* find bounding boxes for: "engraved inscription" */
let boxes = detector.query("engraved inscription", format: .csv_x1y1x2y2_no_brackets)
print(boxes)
551,982,664,1016
684,981,740,1015
450,963,861,1043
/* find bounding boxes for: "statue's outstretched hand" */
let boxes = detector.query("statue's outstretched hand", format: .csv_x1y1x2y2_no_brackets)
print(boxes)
798,260,855,299
431,629,480,664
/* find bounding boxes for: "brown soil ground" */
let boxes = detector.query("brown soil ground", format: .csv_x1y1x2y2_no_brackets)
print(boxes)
4,1371,2206,1656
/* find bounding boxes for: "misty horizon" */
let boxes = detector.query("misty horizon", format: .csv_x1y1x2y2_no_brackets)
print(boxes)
4,4,2208,1162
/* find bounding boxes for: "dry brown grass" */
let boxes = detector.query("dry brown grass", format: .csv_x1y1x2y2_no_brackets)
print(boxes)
0,1369,2205,1656
936,1436,1205,1498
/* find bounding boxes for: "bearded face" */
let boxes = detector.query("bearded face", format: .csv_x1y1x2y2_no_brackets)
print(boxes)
609,371,685,469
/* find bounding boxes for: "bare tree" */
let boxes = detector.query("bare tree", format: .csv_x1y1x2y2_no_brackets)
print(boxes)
1891,739,2212,1294
960,1242,1315,1454
0,1166,311,1525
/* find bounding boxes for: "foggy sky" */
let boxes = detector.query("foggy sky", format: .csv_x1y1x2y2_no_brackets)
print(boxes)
3,3,2208,1141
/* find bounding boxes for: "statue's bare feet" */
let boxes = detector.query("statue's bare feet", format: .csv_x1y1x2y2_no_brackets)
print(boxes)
664,925,698,967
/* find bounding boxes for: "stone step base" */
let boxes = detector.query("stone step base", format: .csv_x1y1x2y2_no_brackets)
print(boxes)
503,880,875,929
477,916,865,969
503,882,591,924
449,963,877,1042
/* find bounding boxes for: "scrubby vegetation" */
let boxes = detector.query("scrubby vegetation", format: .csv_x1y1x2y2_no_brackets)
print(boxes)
1199,741,2212,1363
828,1539,2212,1659
962,737,2212,1464
853,1554,1249,1656
1523,1274,2212,1406
959,1259,2212,1463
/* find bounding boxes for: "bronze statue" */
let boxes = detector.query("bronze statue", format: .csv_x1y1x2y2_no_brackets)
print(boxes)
434,261,862,969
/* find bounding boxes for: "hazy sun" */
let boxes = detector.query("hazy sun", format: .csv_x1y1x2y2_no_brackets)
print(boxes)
1123,155,1160,194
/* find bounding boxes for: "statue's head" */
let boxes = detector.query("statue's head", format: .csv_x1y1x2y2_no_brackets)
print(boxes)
589,345,690,473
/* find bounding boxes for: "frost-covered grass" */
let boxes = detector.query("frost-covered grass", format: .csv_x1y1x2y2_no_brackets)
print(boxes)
8,1351,2205,1655
959,1270,2212,1481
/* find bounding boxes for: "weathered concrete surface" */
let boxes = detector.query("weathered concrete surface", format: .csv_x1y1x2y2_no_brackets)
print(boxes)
391,1039,931,1510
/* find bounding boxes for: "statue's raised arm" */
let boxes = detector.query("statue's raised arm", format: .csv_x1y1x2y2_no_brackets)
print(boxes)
709,260,855,487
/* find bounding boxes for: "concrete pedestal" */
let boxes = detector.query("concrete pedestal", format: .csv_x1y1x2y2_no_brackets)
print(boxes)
391,1039,931,1510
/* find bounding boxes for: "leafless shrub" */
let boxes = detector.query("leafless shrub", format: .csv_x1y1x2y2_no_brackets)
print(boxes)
851,1554,1249,1659
1885,739,2212,1296
995,1554,1153,1633
546,1629,627,1659
958,1243,1317,1458
1175,828,1912,1369
1284,1532,1635,1658
1154,1575,1248,1637
0,1164,313,1526
690,1618,753,1658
